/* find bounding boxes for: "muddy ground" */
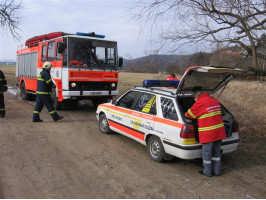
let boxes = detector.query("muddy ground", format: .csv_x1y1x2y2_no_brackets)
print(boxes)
0,90,265,198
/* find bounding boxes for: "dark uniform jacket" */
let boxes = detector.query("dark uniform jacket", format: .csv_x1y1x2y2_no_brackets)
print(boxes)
0,70,7,94
36,69,55,95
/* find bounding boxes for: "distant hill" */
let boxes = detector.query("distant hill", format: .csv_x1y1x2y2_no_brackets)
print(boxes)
123,54,192,72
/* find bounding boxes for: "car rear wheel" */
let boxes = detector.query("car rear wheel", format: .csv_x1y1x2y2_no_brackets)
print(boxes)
99,114,112,134
147,136,166,163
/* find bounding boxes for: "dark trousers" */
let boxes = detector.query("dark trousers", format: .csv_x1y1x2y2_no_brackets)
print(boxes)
33,94,59,121
0,94,5,116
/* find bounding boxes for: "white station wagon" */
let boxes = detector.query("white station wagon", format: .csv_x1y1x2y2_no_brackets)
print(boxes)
96,66,245,162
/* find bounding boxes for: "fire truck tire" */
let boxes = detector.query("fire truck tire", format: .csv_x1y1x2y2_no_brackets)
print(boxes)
20,81,32,101
98,114,112,134
147,136,166,163
52,88,62,110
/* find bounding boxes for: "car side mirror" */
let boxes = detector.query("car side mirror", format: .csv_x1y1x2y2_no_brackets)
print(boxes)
111,99,117,105
119,57,123,67
57,42,65,53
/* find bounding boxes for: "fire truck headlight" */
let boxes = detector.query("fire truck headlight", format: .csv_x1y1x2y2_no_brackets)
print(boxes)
111,83,116,87
71,82,76,88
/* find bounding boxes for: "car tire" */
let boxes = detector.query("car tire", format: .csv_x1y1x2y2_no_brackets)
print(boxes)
147,136,166,163
98,114,112,134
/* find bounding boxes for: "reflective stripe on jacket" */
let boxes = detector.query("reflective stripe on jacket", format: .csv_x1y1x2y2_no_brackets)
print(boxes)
0,70,7,93
185,93,226,143
36,69,55,95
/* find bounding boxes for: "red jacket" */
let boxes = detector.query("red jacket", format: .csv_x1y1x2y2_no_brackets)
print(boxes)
165,76,179,81
185,93,226,143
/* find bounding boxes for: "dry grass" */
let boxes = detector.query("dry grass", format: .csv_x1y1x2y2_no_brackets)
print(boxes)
118,72,181,95
0,65,17,86
2,66,265,164
214,80,266,165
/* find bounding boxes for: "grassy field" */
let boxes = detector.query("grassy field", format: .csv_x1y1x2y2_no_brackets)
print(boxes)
1,65,265,165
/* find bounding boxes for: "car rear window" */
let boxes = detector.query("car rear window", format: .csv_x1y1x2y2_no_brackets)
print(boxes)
160,97,178,121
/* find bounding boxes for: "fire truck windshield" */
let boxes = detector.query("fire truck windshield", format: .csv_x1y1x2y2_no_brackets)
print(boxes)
67,38,117,69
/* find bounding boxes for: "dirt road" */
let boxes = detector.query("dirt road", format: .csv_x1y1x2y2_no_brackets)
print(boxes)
0,90,265,198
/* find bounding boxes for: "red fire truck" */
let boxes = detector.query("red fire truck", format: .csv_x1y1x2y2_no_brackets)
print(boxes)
16,31,123,109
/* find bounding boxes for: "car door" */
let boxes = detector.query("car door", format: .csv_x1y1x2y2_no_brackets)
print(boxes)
126,92,157,143
111,90,140,128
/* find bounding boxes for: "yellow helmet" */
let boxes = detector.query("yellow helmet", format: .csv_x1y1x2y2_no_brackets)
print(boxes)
42,62,52,69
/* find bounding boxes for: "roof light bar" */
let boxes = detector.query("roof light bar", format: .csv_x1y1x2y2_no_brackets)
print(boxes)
76,32,105,38
143,80,179,88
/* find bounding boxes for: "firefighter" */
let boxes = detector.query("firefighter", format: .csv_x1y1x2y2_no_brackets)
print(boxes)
185,86,226,177
0,69,8,117
33,62,64,122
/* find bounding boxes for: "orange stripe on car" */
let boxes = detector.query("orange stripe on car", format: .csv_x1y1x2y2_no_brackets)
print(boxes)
109,120,145,141
99,104,182,128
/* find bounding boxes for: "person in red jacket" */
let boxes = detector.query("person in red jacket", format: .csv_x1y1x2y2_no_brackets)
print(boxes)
185,86,226,177
165,73,180,81
165,74,180,88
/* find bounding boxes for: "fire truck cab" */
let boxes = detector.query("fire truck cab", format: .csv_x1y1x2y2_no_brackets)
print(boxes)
16,32,123,109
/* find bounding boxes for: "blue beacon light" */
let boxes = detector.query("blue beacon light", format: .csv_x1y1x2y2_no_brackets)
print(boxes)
76,32,105,38
143,80,179,88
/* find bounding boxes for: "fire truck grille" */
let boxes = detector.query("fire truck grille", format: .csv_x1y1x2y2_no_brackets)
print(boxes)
69,81,117,91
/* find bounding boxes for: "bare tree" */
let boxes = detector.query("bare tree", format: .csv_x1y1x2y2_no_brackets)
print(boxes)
0,0,23,40
133,0,266,69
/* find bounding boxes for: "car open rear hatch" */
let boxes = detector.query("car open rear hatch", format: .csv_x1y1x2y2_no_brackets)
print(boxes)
176,66,246,95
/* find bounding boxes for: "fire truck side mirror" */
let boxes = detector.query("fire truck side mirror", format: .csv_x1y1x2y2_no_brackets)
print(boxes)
57,42,65,53
119,57,123,67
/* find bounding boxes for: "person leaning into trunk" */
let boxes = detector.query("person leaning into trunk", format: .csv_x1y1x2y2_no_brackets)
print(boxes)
185,86,226,177
0,69,8,117
33,62,64,122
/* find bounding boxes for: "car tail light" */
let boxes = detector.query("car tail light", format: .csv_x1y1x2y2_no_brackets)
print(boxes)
180,125,195,138
233,120,239,132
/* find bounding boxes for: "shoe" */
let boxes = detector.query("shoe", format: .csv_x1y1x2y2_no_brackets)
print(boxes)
198,170,212,177
33,119,43,122
54,116,64,122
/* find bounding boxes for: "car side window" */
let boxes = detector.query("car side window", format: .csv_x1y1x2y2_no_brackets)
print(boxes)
134,93,157,115
117,91,139,109
160,97,178,121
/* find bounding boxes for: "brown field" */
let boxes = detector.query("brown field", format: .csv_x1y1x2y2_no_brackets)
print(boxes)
2,65,266,165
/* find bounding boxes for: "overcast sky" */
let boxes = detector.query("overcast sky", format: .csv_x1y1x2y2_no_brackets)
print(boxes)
0,0,160,60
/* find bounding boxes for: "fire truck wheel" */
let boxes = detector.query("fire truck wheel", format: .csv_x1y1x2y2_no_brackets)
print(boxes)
147,136,166,163
52,88,62,110
98,114,112,134
20,81,32,101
